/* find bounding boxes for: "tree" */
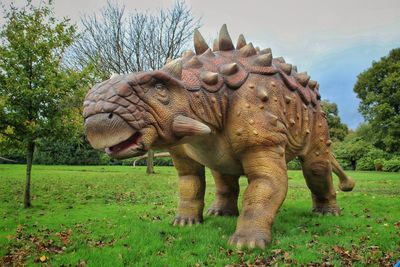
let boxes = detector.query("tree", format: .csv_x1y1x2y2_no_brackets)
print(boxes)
68,0,200,173
0,1,92,207
354,48,400,153
333,127,373,170
333,123,389,170
321,100,349,142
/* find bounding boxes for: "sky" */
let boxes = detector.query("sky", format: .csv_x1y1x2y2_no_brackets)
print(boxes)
3,0,400,129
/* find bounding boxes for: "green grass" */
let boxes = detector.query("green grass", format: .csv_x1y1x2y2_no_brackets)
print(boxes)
0,164,399,266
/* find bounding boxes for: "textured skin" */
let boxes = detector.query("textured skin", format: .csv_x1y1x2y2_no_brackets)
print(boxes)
83,25,355,249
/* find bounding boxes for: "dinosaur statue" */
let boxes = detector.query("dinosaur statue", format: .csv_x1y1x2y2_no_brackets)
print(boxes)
83,25,355,249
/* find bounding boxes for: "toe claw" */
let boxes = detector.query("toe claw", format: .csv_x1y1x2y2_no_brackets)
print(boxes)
172,215,202,226
172,217,180,226
256,239,266,249
229,232,270,249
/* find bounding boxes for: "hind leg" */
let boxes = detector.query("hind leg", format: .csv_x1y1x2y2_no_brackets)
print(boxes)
208,171,240,216
301,153,340,216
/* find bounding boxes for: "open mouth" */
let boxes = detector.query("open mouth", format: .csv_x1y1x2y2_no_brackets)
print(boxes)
105,131,144,155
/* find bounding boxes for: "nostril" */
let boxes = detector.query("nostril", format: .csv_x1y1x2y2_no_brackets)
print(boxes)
108,113,113,119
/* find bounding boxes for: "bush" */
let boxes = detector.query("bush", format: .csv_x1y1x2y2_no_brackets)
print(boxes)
356,157,375,171
382,157,400,172
374,158,385,171
287,158,301,170
34,137,109,165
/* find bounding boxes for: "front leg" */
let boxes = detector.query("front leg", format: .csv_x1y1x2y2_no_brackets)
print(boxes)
229,147,288,249
169,146,205,226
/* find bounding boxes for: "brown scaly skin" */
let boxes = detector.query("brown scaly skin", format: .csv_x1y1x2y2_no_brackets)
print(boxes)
83,24,355,249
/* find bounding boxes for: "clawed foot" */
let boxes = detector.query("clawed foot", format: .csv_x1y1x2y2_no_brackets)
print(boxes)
312,205,341,216
207,205,238,216
228,231,271,249
172,215,202,226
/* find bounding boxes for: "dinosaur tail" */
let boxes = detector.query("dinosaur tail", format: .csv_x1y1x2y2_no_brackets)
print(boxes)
330,153,355,192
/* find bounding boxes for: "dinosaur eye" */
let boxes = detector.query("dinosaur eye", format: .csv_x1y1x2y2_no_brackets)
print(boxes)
155,83,164,90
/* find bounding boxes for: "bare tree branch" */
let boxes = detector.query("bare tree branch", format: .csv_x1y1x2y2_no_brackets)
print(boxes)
67,0,201,75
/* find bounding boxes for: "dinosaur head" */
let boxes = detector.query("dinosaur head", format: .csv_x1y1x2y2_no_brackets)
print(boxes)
83,59,211,159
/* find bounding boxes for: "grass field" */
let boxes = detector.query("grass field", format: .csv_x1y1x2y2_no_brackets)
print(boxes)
0,164,399,266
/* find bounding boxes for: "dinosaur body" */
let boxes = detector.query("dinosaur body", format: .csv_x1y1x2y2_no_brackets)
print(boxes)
83,25,355,249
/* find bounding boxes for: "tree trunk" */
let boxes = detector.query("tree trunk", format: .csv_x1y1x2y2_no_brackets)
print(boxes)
146,149,155,174
24,141,35,208
351,160,356,171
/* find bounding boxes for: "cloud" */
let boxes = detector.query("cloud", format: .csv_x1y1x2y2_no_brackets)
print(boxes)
2,0,399,128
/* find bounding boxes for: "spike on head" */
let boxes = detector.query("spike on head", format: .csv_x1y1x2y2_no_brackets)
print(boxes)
275,57,285,63
200,71,218,85
219,63,239,76
259,48,272,55
185,56,203,68
193,29,209,55
201,48,215,58
161,58,182,80
213,39,219,51
308,80,317,89
253,53,272,66
239,42,257,57
292,65,298,72
236,34,247,49
218,24,234,51
182,50,195,59
280,63,292,75
295,72,310,87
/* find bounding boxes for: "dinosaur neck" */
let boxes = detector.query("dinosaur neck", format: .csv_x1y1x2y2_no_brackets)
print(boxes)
187,89,229,131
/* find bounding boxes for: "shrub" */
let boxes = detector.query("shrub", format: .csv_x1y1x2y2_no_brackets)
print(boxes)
287,158,301,170
374,158,385,171
356,156,375,171
382,157,400,172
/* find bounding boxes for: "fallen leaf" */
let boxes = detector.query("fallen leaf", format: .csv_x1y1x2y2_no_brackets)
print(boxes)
39,255,47,262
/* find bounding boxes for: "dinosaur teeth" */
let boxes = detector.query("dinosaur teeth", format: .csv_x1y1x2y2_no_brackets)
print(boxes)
172,115,211,137
201,71,219,85
239,42,257,57
308,80,317,89
193,29,209,55
236,34,247,49
219,63,239,76
295,72,311,87
161,58,182,80
280,63,292,75
253,53,272,66
275,57,285,63
259,48,272,55
218,24,235,51
185,56,203,68
284,95,292,104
